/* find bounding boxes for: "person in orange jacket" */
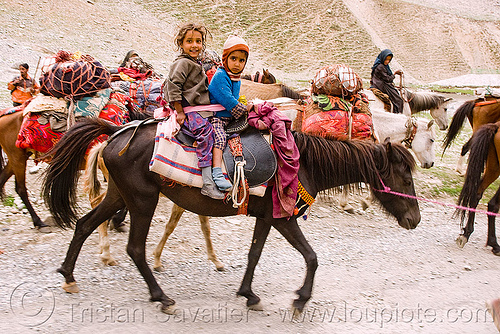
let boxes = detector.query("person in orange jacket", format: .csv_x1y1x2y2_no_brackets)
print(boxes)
7,63,39,106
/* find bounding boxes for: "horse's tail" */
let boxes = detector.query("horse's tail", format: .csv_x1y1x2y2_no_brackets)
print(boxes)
83,141,108,208
456,122,499,221
443,100,475,153
42,118,120,229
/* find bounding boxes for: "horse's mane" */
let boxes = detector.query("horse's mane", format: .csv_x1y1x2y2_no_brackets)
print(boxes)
293,132,415,191
406,90,448,112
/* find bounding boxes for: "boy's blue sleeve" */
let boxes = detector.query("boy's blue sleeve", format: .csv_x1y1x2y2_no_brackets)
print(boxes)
208,70,239,111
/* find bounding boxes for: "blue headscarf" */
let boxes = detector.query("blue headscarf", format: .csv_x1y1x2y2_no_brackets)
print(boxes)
371,49,393,76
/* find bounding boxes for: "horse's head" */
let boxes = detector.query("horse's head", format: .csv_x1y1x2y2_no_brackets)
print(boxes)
409,119,435,169
262,69,276,84
372,139,421,229
430,100,450,130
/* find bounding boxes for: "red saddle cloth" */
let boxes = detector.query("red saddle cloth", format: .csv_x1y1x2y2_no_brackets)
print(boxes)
15,92,132,156
301,94,373,141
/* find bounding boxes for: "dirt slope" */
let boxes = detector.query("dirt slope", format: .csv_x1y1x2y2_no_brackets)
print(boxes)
0,0,498,104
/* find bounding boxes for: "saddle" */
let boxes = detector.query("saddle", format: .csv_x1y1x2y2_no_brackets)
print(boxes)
175,126,276,188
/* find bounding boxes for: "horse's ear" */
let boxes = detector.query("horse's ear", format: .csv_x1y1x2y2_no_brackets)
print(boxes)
427,119,434,129
384,138,402,163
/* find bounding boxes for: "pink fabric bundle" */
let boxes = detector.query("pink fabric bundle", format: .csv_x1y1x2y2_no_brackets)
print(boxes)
248,101,300,218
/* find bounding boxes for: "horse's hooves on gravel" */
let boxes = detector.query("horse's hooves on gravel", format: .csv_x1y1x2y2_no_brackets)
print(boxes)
62,281,80,293
214,261,225,271
37,226,52,234
100,256,118,266
493,250,500,256
154,265,165,272
343,204,355,214
161,303,177,314
361,200,370,211
456,235,468,248
248,301,264,311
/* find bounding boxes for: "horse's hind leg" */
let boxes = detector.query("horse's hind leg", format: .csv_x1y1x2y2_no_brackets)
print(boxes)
237,217,271,310
97,221,117,266
58,195,126,293
487,186,500,255
457,196,480,248
199,214,224,271
272,217,318,314
126,195,175,313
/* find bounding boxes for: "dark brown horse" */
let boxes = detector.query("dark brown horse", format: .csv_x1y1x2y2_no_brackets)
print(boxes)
455,121,500,255
42,117,420,314
241,69,276,84
443,97,500,174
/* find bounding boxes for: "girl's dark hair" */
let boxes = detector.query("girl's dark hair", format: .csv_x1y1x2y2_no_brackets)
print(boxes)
174,23,211,52
20,63,29,70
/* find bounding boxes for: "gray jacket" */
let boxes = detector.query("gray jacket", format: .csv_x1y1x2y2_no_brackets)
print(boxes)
163,54,210,106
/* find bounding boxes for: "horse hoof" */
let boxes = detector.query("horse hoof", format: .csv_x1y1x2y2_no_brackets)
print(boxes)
291,306,303,321
100,256,118,266
361,200,370,211
62,281,79,293
456,235,468,248
154,265,165,272
248,301,264,311
37,226,52,234
493,249,500,257
214,261,225,271
161,303,177,314
343,204,355,214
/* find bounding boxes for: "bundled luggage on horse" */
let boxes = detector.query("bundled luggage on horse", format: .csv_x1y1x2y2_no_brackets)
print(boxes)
39,51,111,99
297,64,373,141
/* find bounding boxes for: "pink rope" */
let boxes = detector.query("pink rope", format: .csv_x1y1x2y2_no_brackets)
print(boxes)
374,178,500,217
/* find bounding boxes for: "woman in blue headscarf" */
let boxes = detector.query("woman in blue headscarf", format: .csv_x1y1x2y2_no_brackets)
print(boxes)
370,49,404,114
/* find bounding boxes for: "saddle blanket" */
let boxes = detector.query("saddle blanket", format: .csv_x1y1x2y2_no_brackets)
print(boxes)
149,129,267,197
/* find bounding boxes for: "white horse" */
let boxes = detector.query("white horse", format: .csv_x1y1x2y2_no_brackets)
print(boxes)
365,89,451,130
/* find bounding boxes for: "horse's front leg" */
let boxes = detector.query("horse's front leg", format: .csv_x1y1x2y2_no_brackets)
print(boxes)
487,187,500,255
272,217,318,314
5,161,49,231
153,203,185,271
97,221,117,266
237,217,271,310
199,214,224,270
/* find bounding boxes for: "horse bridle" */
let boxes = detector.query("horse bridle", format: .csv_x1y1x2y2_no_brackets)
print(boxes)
403,117,418,149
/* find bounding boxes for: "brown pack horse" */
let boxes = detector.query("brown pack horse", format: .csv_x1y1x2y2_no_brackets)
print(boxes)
455,120,500,255
43,117,420,314
0,108,49,231
443,97,500,175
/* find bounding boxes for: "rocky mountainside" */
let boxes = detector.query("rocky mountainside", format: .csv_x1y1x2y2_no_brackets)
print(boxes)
0,0,498,106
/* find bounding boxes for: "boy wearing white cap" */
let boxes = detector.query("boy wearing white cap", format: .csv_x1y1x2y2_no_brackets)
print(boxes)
208,35,254,191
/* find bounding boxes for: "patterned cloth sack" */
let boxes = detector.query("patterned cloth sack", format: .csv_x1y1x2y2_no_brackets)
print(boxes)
311,64,363,97
39,51,111,99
